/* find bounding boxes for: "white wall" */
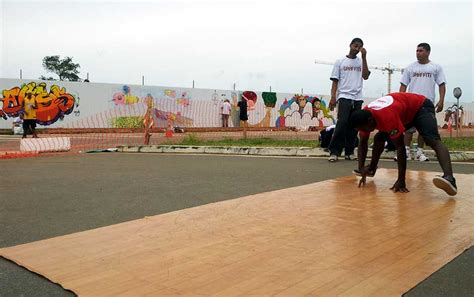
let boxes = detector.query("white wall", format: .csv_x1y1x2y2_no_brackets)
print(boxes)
1,78,471,130
0,79,337,129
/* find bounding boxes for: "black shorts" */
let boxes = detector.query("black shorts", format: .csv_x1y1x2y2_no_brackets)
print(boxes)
373,99,440,143
407,99,441,142
22,119,36,131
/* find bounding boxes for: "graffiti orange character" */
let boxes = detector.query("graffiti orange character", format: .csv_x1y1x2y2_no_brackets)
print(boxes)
1,82,75,125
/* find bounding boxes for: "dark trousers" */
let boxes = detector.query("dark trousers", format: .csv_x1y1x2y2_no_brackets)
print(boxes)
328,98,362,156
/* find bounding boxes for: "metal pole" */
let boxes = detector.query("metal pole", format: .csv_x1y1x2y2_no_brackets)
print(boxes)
192,80,195,88
270,86,272,92
387,63,391,94
456,98,460,137
453,87,463,137
87,72,89,80
20,69,22,79
233,83,236,91
301,88,303,94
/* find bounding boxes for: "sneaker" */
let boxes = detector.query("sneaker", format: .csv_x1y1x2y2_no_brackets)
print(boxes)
394,147,411,161
406,147,412,160
345,154,357,160
432,176,457,196
328,155,338,162
417,153,429,162
416,150,429,162
353,167,377,177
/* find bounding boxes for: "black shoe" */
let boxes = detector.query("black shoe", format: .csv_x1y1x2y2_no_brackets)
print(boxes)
432,176,457,196
353,167,377,177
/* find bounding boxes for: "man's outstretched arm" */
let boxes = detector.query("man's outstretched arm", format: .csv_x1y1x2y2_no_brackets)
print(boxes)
392,135,409,192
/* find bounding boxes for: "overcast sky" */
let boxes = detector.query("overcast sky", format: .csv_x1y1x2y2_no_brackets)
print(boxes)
1,0,472,102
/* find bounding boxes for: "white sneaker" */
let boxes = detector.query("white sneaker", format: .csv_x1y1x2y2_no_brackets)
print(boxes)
416,149,429,162
328,155,338,162
345,154,357,160
393,148,411,161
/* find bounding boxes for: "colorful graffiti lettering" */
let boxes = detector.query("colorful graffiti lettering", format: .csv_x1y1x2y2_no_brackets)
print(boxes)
112,85,140,106
276,94,335,128
1,82,75,125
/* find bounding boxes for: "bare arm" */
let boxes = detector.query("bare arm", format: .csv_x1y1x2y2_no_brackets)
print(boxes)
392,135,409,193
360,48,370,80
329,80,338,111
357,133,371,188
436,83,446,113
357,134,369,171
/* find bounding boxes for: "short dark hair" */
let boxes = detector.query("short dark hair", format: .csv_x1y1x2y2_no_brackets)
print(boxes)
350,38,364,46
417,43,431,52
350,109,371,128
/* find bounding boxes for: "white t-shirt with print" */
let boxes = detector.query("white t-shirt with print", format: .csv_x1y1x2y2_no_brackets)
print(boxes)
400,61,446,102
330,56,364,101
221,101,231,115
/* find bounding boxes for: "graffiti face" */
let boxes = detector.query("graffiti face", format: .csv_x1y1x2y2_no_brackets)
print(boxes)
112,86,140,106
312,99,321,116
113,93,126,105
1,82,75,125
296,96,307,109
275,95,335,128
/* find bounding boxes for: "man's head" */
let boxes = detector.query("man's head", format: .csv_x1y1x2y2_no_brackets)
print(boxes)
350,109,376,132
349,38,364,56
416,43,431,62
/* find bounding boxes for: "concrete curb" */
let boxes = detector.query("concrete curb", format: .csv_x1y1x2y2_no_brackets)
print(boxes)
117,145,474,161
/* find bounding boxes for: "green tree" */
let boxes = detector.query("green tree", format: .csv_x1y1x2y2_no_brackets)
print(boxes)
40,55,81,81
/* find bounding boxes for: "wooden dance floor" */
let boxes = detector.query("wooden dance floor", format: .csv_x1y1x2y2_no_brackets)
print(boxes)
1,169,472,296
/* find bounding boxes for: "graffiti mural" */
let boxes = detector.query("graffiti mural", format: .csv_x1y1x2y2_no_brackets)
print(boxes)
443,104,465,130
248,91,277,127
112,85,140,106
276,94,335,128
110,86,194,128
242,91,257,111
1,82,76,125
1,79,379,129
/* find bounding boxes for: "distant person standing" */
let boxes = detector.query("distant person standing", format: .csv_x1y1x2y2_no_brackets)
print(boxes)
327,37,370,162
21,92,39,138
221,99,231,127
12,117,24,135
237,96,248,138
399,42,446,162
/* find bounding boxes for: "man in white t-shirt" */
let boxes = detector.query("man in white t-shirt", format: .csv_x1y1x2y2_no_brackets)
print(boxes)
327,37,370,162
399,42,446,162
221,99,232,127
